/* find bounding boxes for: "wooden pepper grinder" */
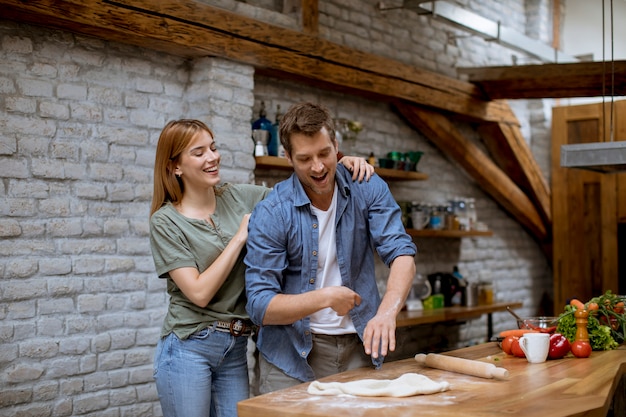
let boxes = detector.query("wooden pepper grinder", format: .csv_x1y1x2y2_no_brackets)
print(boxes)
572,308,591,358
574,309,589,342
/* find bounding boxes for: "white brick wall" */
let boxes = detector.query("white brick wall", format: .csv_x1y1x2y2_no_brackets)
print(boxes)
0,19,255,415
1,0,557,414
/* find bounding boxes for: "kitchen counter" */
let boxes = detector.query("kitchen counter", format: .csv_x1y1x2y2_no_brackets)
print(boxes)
238,342,626,417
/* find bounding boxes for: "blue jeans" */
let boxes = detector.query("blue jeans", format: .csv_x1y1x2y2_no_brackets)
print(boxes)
153,327,249,417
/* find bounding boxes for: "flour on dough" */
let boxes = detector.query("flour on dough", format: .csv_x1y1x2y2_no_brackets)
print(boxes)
307,373,450,397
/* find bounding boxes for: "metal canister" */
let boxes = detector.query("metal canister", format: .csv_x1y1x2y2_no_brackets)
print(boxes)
465,283,478,307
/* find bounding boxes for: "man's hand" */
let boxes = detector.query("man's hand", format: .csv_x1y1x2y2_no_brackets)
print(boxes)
362,256,415,358
362,311,397,359
324,286,362,316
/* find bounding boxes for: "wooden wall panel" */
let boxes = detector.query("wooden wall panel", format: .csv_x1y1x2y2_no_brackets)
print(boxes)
552,102,620,313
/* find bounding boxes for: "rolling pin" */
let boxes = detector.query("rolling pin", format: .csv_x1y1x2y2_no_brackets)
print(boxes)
415,353,509,380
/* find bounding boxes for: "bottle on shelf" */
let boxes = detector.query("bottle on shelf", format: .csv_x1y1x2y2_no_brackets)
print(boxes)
455,198,469,231
252,100,273,155
429,205,444,230
451,265,465,306
467,198,477,230
269,104,282,157
444,202,455,230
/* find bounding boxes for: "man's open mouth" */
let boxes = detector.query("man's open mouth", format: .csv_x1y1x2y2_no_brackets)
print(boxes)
312,172,328,182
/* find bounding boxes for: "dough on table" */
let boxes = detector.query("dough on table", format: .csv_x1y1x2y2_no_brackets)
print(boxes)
307,373,450,397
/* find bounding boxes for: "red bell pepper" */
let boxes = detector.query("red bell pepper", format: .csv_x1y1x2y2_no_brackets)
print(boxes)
548,333,570,359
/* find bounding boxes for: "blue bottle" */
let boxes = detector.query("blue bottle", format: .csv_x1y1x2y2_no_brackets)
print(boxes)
269,104,282,157
451,265,466,306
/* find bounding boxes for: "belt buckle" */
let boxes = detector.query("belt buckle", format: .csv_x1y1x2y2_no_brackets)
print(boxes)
229,319,246,337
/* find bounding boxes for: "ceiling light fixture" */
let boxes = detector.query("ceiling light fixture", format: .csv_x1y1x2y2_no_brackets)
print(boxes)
560,0,625,173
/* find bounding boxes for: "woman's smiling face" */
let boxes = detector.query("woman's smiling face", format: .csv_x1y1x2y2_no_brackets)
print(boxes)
174,130,221,190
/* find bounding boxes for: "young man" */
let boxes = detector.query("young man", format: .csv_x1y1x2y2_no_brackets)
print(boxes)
245,102,417,394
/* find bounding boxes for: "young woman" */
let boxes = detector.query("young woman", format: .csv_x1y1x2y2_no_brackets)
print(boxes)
149,119,372,417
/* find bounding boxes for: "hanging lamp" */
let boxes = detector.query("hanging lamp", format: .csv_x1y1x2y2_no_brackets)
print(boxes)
560,0,625,173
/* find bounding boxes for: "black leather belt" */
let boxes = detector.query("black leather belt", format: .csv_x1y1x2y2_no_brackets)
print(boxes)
213,319,254,337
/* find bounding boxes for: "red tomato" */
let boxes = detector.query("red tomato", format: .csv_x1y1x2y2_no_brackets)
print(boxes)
511,338,526,358
548,333,570,359
571,341,592,358
501,336,518,355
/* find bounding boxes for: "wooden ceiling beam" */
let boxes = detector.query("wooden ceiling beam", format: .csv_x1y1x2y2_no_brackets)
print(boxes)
394,101,549,245
477,122,552,227
0,0,516,124
458,61,626,99
301,0,319,36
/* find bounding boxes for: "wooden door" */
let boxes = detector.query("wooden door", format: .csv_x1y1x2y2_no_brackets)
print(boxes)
551,100,625,314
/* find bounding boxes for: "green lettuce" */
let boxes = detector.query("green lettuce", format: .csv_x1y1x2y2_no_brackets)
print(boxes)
556,305,619,351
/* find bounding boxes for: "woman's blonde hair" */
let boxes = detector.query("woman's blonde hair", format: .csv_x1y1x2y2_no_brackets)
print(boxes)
150,119,215,216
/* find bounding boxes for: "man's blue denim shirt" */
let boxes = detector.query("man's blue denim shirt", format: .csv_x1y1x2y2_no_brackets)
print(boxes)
244,164,417,382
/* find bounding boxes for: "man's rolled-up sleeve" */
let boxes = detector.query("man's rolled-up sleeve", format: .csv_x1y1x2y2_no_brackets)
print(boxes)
244,200,288,326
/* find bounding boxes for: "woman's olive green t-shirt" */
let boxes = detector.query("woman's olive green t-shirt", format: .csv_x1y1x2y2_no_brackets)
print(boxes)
150,183,270,339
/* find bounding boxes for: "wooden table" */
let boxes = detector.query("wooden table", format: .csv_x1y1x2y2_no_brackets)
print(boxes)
238,342,626,417
397,301,523,339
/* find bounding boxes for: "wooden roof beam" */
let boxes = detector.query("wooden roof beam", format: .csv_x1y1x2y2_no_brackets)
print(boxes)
0,0,516,124
458,61,626,99
477,122,552,226
301,0,319,36
394,100,549,245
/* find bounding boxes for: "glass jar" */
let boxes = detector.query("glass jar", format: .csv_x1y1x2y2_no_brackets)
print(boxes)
478,282,494,305
428,205,444,230
456,198,469,231
444,203,456,230
467,198,477,230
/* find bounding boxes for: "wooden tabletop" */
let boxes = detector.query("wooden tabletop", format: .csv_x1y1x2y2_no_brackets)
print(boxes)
238,342,626,417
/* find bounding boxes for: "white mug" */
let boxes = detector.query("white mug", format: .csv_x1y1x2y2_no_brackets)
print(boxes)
411,211,430,230
519,333,550,363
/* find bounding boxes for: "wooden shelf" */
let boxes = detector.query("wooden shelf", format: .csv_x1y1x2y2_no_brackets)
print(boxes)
406,228,493,238
374,167,428,181
397,300,523,340
254,156,428,181
254,155,292,170
396,301,522,327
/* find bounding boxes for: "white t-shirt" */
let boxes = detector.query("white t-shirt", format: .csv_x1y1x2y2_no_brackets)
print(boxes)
309,185,356,335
